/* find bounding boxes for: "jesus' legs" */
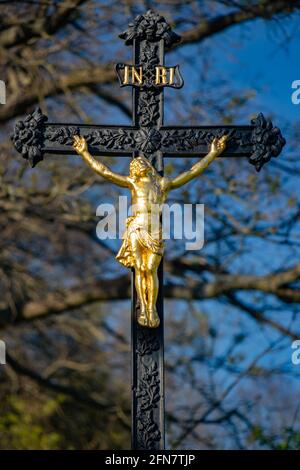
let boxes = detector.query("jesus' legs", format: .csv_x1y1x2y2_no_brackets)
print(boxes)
135,270,148,326
130,233,148,327
145,253,161,328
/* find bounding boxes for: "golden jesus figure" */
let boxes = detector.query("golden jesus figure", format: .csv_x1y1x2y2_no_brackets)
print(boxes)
73,135,227,328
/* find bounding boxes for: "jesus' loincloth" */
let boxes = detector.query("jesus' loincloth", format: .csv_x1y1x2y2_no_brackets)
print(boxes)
116,213,164,268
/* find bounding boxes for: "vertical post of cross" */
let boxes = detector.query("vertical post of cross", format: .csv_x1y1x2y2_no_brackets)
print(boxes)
118,9,181,450
128,23,166,453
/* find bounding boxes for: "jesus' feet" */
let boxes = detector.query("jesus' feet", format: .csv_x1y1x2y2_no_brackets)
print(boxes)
137,307,148,327
147,308,160,328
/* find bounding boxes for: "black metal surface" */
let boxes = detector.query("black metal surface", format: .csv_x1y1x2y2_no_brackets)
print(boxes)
131,264,165,450
11,9,286,450
129,14,166,449
12,111,286,171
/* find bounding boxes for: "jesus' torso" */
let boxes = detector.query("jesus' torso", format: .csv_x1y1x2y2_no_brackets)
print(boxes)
129,175,169,232
130,175,168,211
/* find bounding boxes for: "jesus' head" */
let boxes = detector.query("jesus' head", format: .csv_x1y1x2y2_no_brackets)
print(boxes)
129,155,156,179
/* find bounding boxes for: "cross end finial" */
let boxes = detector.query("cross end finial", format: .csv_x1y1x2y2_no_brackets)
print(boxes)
119,9,181,48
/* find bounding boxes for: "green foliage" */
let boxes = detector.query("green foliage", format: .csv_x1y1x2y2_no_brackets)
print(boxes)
0,395,63,450
248,425,300,450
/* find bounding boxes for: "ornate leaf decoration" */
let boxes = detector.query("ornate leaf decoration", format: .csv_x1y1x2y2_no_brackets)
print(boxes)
45,126,80,146
11,107,48,167
135,330,162,449
135,128,162,153
250,113,286,171
86,129,134,149
119,9,181,48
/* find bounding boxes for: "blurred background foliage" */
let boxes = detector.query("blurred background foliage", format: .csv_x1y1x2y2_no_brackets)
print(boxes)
0,0,300,449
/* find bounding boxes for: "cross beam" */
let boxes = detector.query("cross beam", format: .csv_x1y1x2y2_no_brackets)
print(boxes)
12,114,284,172
11,10,285,450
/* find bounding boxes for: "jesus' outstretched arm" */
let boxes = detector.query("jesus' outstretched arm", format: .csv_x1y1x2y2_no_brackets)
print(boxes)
73,135,131,188
167,135,228,191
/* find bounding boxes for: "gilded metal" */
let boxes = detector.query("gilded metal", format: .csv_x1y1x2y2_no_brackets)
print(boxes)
73,135,227,328
115,63,183,88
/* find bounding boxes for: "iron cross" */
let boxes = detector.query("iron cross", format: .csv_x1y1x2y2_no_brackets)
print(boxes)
11,10,285,450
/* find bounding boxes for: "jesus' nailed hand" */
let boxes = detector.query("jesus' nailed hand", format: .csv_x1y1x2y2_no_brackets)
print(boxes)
72,134,227,328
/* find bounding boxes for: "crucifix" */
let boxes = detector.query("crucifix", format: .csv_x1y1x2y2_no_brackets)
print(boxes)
11,10,285,450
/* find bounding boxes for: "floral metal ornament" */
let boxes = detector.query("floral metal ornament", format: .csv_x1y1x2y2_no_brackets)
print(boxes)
119,9,181,48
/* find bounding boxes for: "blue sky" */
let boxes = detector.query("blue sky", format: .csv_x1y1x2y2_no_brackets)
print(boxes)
221,16,300,122
177,15,300,124
87,12,300,133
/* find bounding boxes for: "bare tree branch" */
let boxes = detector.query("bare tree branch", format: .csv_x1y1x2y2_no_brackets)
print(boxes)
0,65,116,123
1,259,299,337
0,0,87,49
179,0,300,47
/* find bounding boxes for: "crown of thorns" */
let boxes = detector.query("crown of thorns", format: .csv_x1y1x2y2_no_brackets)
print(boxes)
129,155,152,171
